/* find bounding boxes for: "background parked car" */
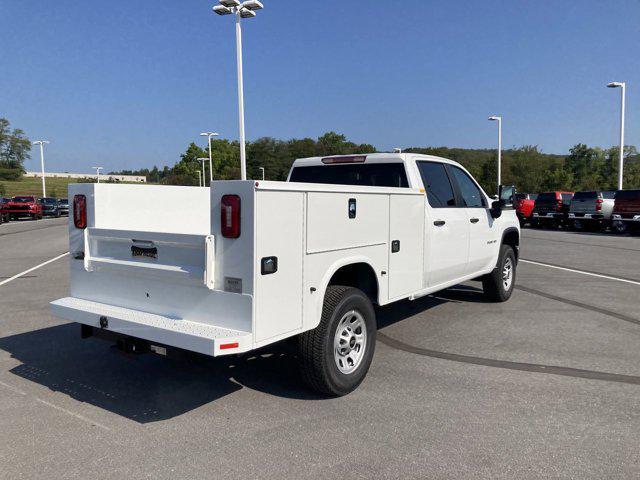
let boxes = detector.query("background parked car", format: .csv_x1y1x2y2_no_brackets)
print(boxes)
6,196,43,220
612,189,640,235
38,197,61,218
531,191,574,228
514,193,537,227
57,198,69,216
568,190,615,231
0,197,11,223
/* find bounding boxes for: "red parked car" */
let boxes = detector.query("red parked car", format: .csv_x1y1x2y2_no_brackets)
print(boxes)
612,189,640,235
514,193,537,226
3,196,43,221
531,191,574,228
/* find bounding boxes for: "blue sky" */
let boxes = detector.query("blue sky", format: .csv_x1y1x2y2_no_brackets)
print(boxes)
1,0,638,173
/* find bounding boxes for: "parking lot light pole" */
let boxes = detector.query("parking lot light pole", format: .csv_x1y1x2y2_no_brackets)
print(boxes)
200,132,219,182
92,166,103,183
32,140,50,197
198,158,209,186
196,170,202,187
607,82,626,190
488,116,502,191
213,0,264,181
258,166,265,180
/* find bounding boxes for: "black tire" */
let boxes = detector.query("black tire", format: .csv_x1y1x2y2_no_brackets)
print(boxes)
482,244,516,302
298,286,376,396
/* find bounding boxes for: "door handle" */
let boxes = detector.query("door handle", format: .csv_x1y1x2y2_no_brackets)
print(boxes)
470,218,480,224
433,220,446,227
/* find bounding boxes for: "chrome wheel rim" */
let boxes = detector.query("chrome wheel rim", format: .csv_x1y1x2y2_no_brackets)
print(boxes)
502,257,514,291
334,310,367,374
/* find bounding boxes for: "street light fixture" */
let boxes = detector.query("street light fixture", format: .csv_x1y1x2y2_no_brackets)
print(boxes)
197,158,209,186
92,166,104,183
212,0,264,181
32,140,50,197
488,116,502,192
607,81,626,190
200,132,219,182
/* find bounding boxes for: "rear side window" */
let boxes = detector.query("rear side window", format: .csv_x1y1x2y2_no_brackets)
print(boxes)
615,190,640,200
289,163,408,188
449,166,485,208
602,191,616,199
416,162,456,208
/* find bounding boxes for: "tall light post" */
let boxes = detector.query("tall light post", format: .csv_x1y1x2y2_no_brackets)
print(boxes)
197,158,209,186
488,116,502,191
258,166,265,180
196,170,202,187
213,0,264,181
200,132,219,182
32,140,50,197
92,166,103,183
607,82,626,190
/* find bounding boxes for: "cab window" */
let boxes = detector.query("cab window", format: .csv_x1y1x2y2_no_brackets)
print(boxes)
416,162,456,208
449,166,485,208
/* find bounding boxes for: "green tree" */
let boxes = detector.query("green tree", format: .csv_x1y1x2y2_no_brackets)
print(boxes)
0,118,31,180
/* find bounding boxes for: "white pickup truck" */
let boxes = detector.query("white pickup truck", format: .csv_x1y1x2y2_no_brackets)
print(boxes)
52,153,519,396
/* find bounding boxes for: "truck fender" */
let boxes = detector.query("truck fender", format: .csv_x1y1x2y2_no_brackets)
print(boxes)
309,256,382,331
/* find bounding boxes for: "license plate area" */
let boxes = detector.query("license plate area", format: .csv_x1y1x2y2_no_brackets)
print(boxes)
131,243,158,259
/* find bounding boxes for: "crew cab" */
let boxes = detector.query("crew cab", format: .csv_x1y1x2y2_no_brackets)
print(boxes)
5,196,43,221
531,191,574,228
51,153,520,396
514,193,537,226
568,190,616,231
612,189,640,235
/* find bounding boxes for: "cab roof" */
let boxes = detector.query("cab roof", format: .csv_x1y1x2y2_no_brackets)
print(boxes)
292,152,461,167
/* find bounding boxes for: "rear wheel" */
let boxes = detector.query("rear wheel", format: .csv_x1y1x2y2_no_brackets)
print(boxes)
482,244,516,302
298,286,376,396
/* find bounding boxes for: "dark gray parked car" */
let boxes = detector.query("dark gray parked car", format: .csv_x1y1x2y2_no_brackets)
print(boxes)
38,197,61,218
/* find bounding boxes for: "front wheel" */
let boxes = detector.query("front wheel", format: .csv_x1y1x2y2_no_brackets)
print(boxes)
482,244,516,302
298,286,376,396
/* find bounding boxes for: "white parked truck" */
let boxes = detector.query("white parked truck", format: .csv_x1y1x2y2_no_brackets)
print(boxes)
52,153,519,395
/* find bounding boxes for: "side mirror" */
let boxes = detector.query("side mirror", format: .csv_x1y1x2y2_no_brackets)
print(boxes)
498,185,516,208
490,200,503,219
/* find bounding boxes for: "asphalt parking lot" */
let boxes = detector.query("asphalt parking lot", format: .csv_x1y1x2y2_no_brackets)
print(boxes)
1,218,639,479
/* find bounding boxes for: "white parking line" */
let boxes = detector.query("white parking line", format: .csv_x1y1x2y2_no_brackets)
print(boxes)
0,252,69,287
520,259,640,287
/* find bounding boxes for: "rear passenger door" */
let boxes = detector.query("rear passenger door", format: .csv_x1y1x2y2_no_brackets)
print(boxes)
448,165,497,274
416,161,469,287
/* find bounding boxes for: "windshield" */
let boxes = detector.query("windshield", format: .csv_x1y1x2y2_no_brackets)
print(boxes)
12,197,34,203
289,163,409,188
59,198,68,203
573,191,597,201
40,198,57,205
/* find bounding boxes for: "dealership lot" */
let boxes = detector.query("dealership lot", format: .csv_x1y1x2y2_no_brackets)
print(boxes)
1,218,639,479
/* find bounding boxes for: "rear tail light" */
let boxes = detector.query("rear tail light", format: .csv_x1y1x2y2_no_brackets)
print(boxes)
221,194,241,238
556,199,563,211
596,198,603,211
73,195,87,229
